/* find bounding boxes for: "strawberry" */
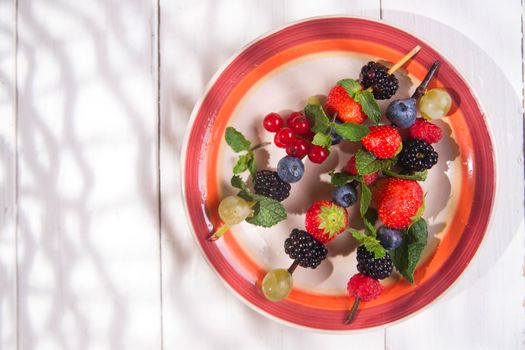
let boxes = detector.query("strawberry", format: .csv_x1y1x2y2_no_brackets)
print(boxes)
361,125,402,159
372,178,423,229
408,118,442,144
305,200,348,243
325,85,366,124
344,155,379,185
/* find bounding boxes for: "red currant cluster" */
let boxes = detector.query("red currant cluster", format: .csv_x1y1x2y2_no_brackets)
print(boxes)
263,112,329,164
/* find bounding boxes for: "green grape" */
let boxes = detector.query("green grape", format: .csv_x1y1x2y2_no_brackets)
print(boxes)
418,88,452,119
218,195,253,225
261,268,293,301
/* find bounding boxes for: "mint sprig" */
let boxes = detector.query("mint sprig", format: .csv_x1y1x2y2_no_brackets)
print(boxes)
312,132,332,148
355,149,395,175
391,218,428,283
336,79,381,125
244,193,287,228
383,169,428,181
349,229,386,259
225,127,251,152
329,171,360,186
225,126,261,176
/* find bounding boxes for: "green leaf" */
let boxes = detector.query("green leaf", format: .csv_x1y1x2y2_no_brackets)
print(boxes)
355,149,395,175
364,208,378,225
230,175,246,190
349,229,386,259
354,90,381,124
383,169,428,181
359,182,371,218
225,127,251,152
391,219,428,283
333,122,370,141
337,79,361,98
247,153,257,176
330,172,359,186
312,132,332,148
245,194,287,228
233,153,253,174
410,197,425,223
304,103,330,133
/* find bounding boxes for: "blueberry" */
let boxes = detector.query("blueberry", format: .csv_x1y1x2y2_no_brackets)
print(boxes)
327,125,342,145
377,226,404,249
332,184,357,208
386,98,417,128
277,156,304,183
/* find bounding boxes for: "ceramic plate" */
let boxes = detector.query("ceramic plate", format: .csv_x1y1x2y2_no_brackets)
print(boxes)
181,17,495,331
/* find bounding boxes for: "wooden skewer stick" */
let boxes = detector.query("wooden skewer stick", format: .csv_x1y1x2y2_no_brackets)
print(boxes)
387,45,421,75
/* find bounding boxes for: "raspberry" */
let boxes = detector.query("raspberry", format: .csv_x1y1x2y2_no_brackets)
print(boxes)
347,273,383,301
253,170,291,202
360,62,399,100
356,245,393,280
408,118,443,144
284,229,328,269
398,139,438,172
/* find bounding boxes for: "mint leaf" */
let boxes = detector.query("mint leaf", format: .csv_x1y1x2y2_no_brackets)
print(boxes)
334,122,369,141
225,127,251,152
245,194,287,227
391,219,428,283
233,153,253,174
354,90,381,124
247,154,257,176
312,132,332,148
383,169,428,181
231,175,246,190
337,79,361,98
355,149,395,175
364,208,378,225
304,103,330,133
410,198,425,223
330,172,359,186
349,229,386,259
359,182,371,217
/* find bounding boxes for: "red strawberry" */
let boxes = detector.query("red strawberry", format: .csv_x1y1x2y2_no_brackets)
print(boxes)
305,200,348,243
361,125,402,159
344,155,379,185
325,85,367,124
408,118,442,144
372,178,423,229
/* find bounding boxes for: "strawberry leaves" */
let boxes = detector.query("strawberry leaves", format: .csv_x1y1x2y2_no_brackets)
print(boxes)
336,78,381,125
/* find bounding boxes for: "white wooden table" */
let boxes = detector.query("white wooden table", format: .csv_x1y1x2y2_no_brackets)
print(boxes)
1,1,523,349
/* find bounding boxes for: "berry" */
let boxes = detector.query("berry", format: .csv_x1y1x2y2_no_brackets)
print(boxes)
274,127,295,148
356,245,393,280
284,229,328,269
218,196,254,225
263,112,284,132
305,200,348,243
398,139,438,172
360,62,399,100
332,184,358,208
372,178,423,229
344,156,379,185
408,118,443,144
361,125,402,159
347,273,382,301
386,98,417,128
308,145,329,164
253,170,291,202
261,268,293,301
327,125,342,145
286,138,309,158
276,156,304,183
377,226,404,250
289,116,311,136
325,85,367,124
287,111,304,125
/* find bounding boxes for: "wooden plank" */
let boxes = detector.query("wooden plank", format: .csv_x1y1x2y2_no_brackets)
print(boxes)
15,0,162,348
0,0,18,349
381,1,524,349
159,1,385,349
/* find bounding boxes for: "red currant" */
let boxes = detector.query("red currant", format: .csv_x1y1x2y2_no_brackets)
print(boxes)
274,127,295,148
289,116,311,136
308,145,329,163
287,111,304,125
286,138,309,158
263,112,284,132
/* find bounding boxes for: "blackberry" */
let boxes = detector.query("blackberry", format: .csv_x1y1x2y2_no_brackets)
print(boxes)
398,139,438,172
356,245,393,280
284,229,328,269
254,170,291,201
359,62,399,100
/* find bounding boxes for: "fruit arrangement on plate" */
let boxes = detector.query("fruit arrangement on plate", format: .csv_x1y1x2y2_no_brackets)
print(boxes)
208,45,453,324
